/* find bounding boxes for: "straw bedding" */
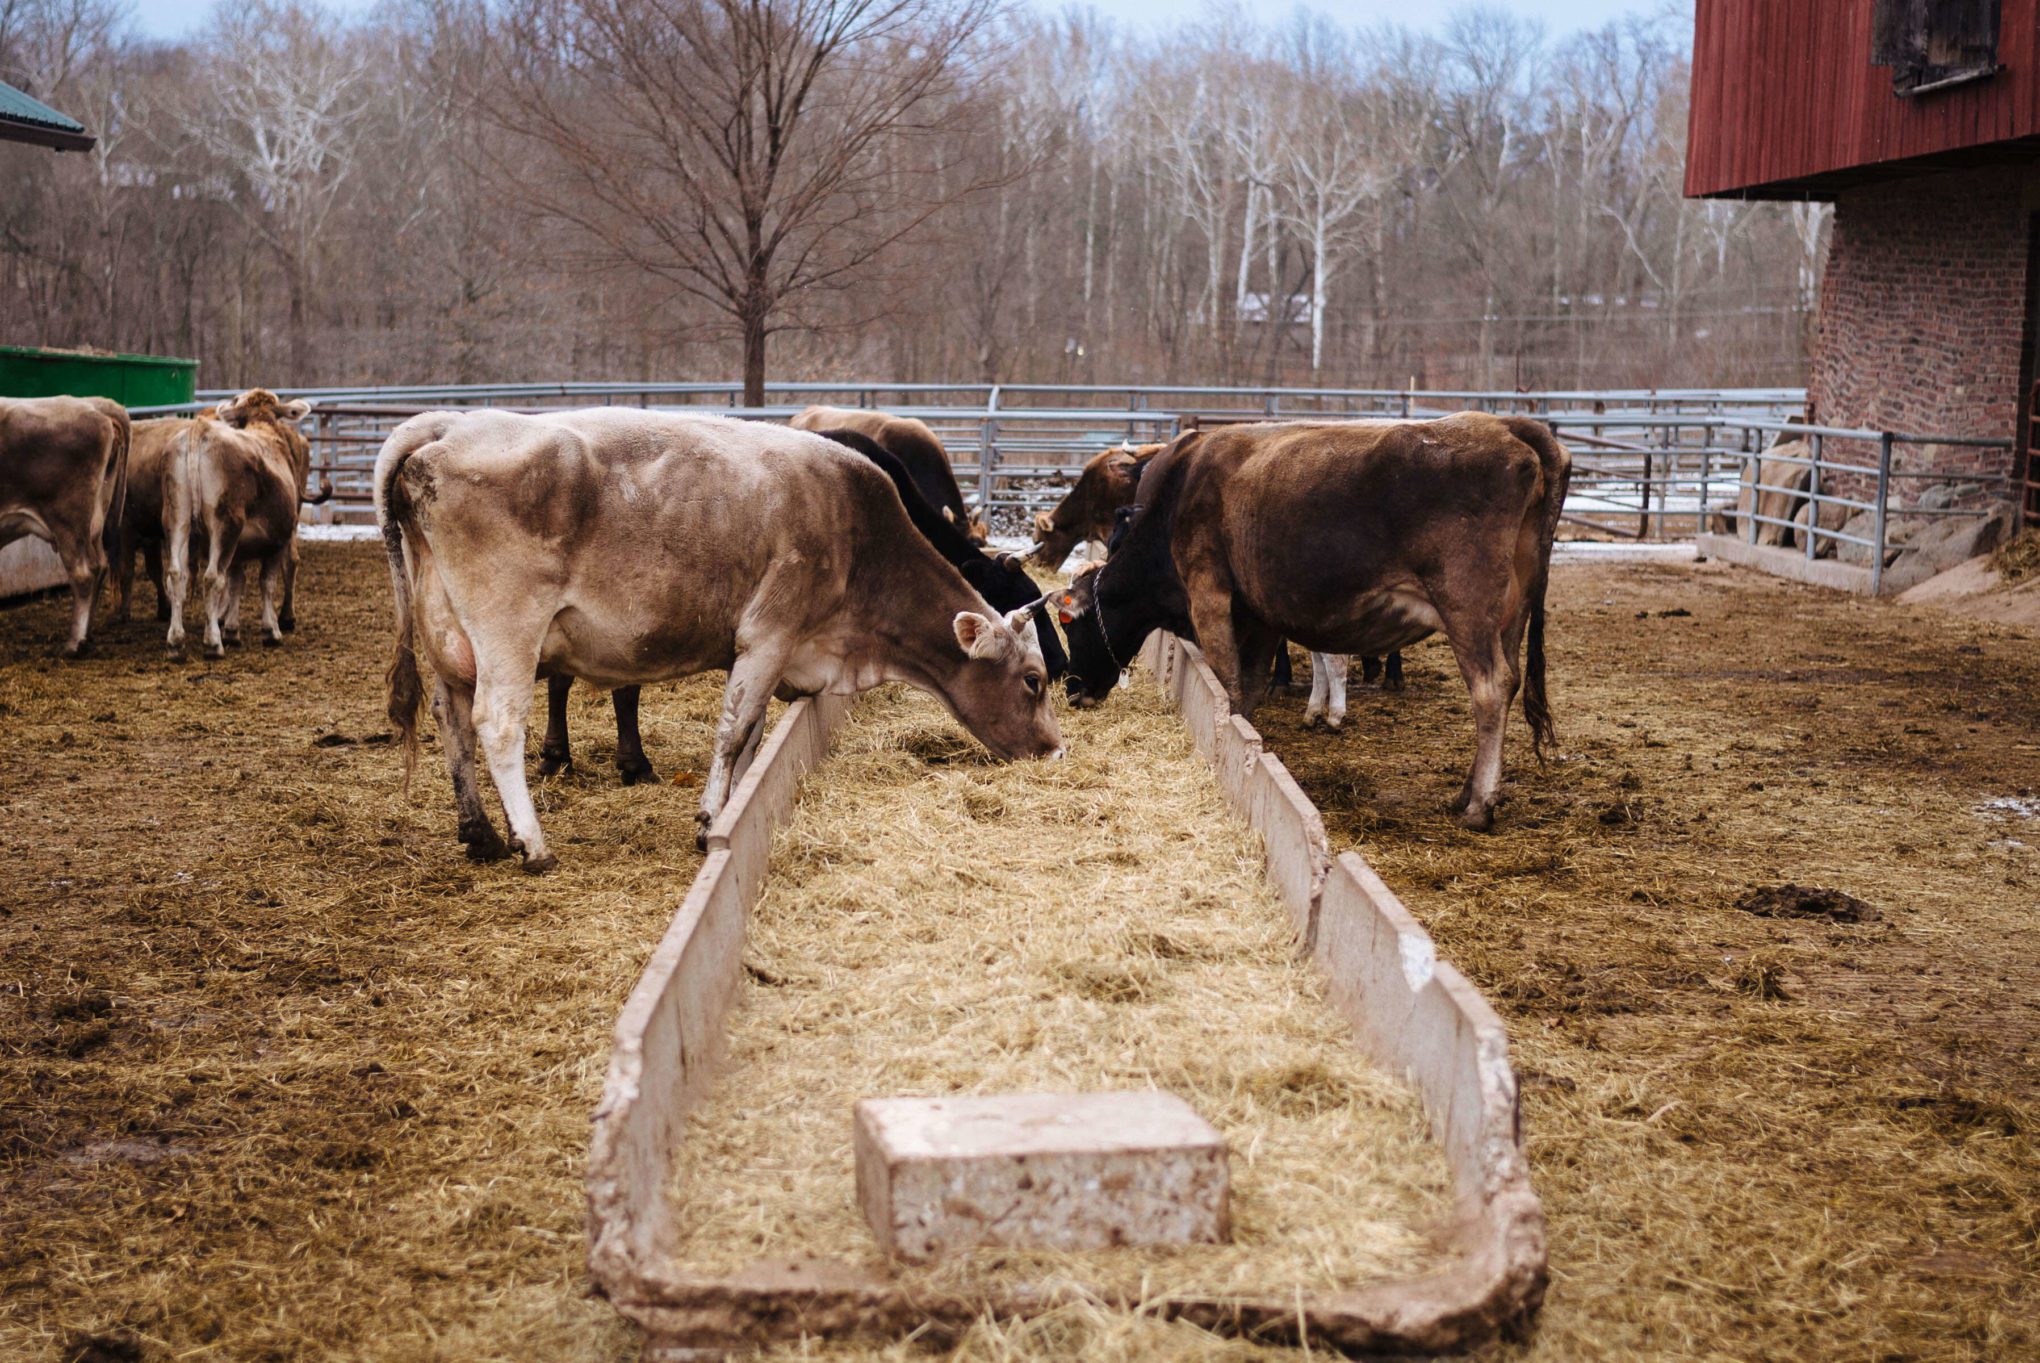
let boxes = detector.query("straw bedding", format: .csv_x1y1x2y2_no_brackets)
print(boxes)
663,680,1454,1302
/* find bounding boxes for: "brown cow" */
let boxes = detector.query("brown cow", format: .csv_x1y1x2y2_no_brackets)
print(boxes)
160,389,317,658
1056,414,1570,830
791,405,987,543
119,394,328,637
1025,441,1161,570
376,408,1061,872
0,395,130,656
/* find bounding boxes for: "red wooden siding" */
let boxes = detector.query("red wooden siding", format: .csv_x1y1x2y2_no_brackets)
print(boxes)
1686,0,2040,198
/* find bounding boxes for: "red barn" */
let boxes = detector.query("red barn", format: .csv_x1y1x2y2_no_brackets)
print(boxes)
1687,0,2040,526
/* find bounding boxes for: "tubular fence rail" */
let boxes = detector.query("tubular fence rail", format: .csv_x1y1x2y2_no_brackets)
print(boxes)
130,381,2017,591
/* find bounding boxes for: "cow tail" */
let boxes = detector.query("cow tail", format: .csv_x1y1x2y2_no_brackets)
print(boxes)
375,422,431,790
101,406,131,572
1504,417,1572,761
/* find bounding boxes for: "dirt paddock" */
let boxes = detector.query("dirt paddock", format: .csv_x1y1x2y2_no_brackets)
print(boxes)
3,543,2037,1362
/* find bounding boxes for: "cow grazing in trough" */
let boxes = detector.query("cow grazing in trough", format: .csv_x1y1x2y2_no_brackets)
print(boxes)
1056,414,1570,830
0,395,130,656
791,405,987,543
154,390,322,658
377,409,1062,872
535,426,1068,784
1077,451,1401,715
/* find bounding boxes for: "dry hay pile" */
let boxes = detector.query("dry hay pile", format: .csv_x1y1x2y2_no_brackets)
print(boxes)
1993,529,2040,585
1,543,725,1363
1251,558,2040,1363
665,680,1454,1321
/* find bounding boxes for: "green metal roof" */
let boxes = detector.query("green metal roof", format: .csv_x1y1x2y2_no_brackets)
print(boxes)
0,79,93,152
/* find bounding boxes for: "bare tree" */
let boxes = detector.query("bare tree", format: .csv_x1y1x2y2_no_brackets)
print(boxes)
488,0,998,404
173,0,372,381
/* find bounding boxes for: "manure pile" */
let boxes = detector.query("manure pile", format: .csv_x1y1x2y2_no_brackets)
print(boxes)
664,680,1456,1306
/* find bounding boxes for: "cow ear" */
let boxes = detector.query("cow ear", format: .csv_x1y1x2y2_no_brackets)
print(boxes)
281,399,311,422
941,506,957,524
952,611,1009,660
1054,589,1089,625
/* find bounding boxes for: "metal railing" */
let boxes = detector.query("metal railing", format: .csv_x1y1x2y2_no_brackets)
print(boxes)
127,380,2016,591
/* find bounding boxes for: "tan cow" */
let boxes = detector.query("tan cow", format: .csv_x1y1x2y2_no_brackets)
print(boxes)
790,405,988,543
0,395,130,656
1729,437,1814,548
159,389,315,658
376,409,1062,872
122,393,328,643
1025,441,1162,569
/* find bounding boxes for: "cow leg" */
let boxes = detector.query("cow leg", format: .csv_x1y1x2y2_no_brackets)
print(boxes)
1444,631,1517,832
1384,650,1405,692
538,675,575,776
697,649,785,848
146,544,170,622
113,539,135,625
1233,618,1283,722
278,542,298,633
163,505,192,659
1271,645,1295,693
471,653,555,874
612,685,658,786
1305,653,1348,729
1361,655,1381,684
222,564,245,647
257,552,286,645
433,677,509,862
199,523,241,659
57,534,102,658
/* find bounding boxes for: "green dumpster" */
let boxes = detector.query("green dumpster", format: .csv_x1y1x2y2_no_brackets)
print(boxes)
0,344,198,406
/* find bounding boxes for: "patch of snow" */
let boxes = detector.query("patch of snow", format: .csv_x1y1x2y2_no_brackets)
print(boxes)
1979,797,2040,819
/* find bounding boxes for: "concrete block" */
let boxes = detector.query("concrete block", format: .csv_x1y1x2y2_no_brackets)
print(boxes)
1312,853,1433,1073
588,849,748,1281
1245,751,1330,943
1406,965,1525,1208
706,694,849,899
1697,532,1874,595
854,1091,1229,1262
1215,714,1263,815
1178,663,1231,763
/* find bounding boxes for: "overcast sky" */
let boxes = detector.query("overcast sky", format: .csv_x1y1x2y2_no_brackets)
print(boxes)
133,0,1679,43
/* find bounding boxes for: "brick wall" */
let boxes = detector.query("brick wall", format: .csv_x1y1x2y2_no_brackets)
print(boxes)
1811,164,2029,504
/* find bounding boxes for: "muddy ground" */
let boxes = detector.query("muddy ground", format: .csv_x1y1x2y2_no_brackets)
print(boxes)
3,543,2036,1362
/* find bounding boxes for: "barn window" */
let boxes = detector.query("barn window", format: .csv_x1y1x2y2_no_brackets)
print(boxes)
1872,0,2002,95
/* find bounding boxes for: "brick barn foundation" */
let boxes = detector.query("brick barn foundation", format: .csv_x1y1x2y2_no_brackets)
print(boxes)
1687,0,2040,526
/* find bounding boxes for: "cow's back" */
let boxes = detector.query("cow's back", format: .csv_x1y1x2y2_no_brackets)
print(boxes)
392,409,896,649
793,404,966,520
0,397,125,506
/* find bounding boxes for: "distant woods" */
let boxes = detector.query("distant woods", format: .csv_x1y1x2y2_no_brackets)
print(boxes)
0,0,1826,393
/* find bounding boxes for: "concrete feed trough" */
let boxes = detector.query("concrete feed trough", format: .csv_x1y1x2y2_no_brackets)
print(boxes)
585,639,1545,1355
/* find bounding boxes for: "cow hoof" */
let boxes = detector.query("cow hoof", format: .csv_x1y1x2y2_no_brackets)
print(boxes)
461,828,511,862
222,630,241,648
618,758,659,787
205,645,226,660
521,851,558,875
693,811,713,852
1455,804,1496,833
166,645,187,663
263,634,283,648
279,614,297,634
1325,716,1345,730
537,751,572,778
60,641,89,660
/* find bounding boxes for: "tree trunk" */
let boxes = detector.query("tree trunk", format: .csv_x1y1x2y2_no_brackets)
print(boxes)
742,319,768,409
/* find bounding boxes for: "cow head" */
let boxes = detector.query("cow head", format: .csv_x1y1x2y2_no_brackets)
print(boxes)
942,504,992,545
1028,443,1152,570
1053,565,1120,709
943,605,1064,761
214,388,312,429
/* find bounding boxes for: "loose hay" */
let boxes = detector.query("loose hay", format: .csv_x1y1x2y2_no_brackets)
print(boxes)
662,680,1455,1306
